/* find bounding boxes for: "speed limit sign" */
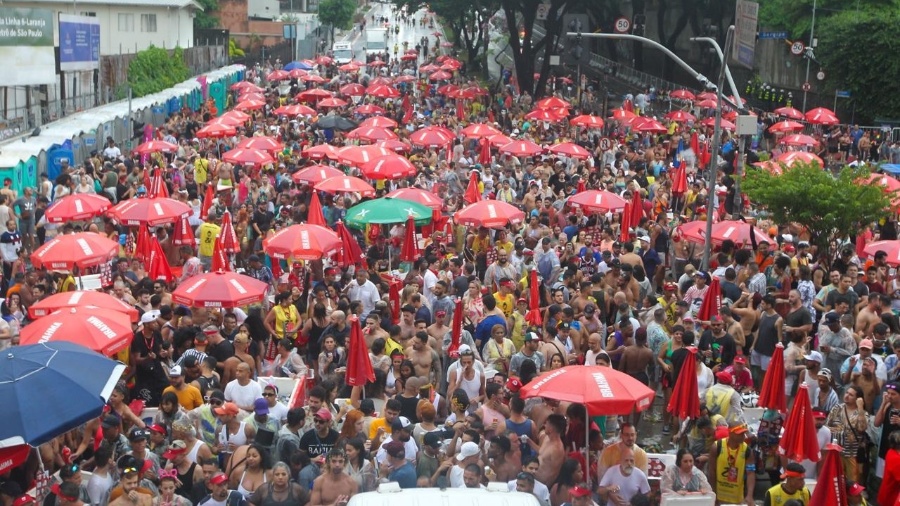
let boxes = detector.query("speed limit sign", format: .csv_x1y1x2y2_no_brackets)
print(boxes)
790,41,805,55
599,138,613,151
614,17,631,33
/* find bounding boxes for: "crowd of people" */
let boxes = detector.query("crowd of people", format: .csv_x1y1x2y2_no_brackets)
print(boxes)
5,4,900,506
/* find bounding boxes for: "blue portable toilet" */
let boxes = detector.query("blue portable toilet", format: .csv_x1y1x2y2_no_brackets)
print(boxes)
47,143,75,181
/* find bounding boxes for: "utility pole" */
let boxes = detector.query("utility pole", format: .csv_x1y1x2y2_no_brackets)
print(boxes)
802,0,817,111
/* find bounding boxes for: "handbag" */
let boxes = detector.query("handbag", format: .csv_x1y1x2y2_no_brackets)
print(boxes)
845,406,870,463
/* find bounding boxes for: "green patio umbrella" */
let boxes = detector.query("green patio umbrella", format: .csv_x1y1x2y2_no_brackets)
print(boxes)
345,197,433,229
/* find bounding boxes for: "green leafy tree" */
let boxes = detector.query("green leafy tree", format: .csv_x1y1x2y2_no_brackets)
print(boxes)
127,46,191,98
757,0,898,39
318,0,356,42
817,12,900,121
742,163,891,261
194,0,220,30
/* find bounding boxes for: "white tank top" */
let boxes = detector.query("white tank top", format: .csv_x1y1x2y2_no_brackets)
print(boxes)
187,438,203,463
457,366,482,401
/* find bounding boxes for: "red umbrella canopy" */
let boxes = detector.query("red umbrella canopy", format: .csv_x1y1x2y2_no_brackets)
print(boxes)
31,232,118,270
386,188,443,210
237,92,266,102
335,221,366,268
632,117,669,133
806,107,839,125
695,98,718,108
521,366,655,415
774,106,805,120
455,200,526,229
302,144,341,160
675,220,706,244
109,197,192,226
696,277,722,321
759,342,787,412
292,164,344,185
768,120,805,133
781,133,820,147
700,117,736,131
267,69,289,81
196,122,236,138
667,347,701,419
461,123,502,139
709,220,771,247
347,127,398,142
287,68,308,79
236,136,284,153
366,84,401,98
234,99,266,111
399,216,420,263
809,445,848,506
315,55,333,65
148,237,174,283
499,140,543,157
664,110,696,122
231,81,260,91
222,110,251,123
172,214,195,246
547,142,590,159
318,97,349,109
567,190,627,213
670,89,696,100
315,176,376,197
222,148,275,167
346,315,376,386
409,126,454,148
609,108,636,120
172,271,268,308
524,108,566,123
29,290,139,322
359,116,396,130
208,116,242,128
264,223,342,260
863,240,900,266
360,155,416,180
778,384,820,462
337,145,394,166
534,96,571,110
340,83,366,96
375,139,411,152
436,84,459,96
297,88,333,101
20,307,134,356
775,151,824,168
0,440,32,475
43,194,110,223
134,140,178,155
301,74,327,84
355,104,387,116
429,70,452,81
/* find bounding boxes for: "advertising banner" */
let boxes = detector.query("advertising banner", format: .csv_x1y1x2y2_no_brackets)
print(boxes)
0,7,55,85
59,13,100,71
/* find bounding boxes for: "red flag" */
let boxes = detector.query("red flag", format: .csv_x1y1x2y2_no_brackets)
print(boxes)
399,216,420,263
667,347,700,419
759,342,787,412
172,215,195,246
778,384,820,462
463,171,481,205
148,237,174,283
402,95,414,124
696,277,722,321
199,183,215,220
524,269,543,327
629,189,644,229
308,191,326,227
619,203,632,242
346,315,375,386
690,131,700,156
672,165,688,195
449,297,463,357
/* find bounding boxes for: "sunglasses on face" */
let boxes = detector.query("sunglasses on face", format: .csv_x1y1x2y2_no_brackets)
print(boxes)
314,418,328,424
262,393,276,397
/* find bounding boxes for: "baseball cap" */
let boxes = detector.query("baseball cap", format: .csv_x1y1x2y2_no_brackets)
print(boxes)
435,310,447,318
100,414,120,429
517,297,527,305
860,339,874,349
169,365,183,377
664,282,678,292
812,409,828,419
391,416,412,432
506,377,523,393
139,311,157,324
423,432,443,449
253,398,269,415
715,371,733,385
804,351,823,363
638,235,651,243
733,355,747,365
569,486,592,498
248,254,260,262
694,271,710,281
729,423,749,435
210,473,229,486
584,304,596,314
315,408,333,421
148,424,168,436
214,402,240,416
848,482,865,496
383,440,406,459
163,439,188,460
523,248,534,256
128,428,149,442
523,331,539,342
818,368,833,380
456,441,480,461
13,496,35,506
824,311,841,325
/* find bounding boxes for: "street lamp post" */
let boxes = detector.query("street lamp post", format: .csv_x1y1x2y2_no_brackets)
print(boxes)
802,0,817,111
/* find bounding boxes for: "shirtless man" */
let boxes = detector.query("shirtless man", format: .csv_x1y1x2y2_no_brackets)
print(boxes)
569,282,593,317
856,294,884,339
721,307,746,348
619,329,655,426
405,331,441,387
729,291,758,347
310,449,357,506
398,305,418,342
221,333,255,385
427,311,451,356
534,414,566,485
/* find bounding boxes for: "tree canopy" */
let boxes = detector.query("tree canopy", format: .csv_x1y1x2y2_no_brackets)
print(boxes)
319,0,356,39
742,163,892,260
194,0,220,30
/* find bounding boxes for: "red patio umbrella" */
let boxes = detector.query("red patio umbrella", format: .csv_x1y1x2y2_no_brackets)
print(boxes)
409,126,454,148
805,107,839,125
775,151,824,168
449,297,463,357
354,104,387,116
455,200,526,229
521,366,655,415
700,117,736,131
298,88,333,101
148,237,174,283
499,140,543,157
524,269,542,327
210,235,230,273
274,104,317,117
292,165,344,185
307,191,327,227
667,347,701,419
31,232,118,271
148,169,169,199
809,444,848,506
347,126,398,142
461,123,501,139
670,89,696,100
863,240,900,266
234,99,266,111
570,115,605,128
768,120,805,133
774,106,805,120
196,123,236,139
399,216,420,263
360,116,396,128
781,133,820,147
534,96,571,110
267,70,289,81
336,145,394,166
263,223,342,260
0,439,32,474
134,140,178,155
43,194,111,223
335,221,366,268
346,315,375,386
633,117,669,133
302,74,327,84
778,384,820,463
664,110,696,122
386,188,443,210
696,277,722,321
567,190,627,214
221,110,251,123
237,93,265,103
695,98,718,109
222,148,275,167
237,136,284,153
609,108,637,121
709,220,771,247
360,155,416,180
524,108,566,123
429,70,452,81
109,197,192,226
302,144,340,160
318,98,348,109
172,215,195,246
759,342,787,412
19,307,133,356
29,290,139,322
218,211,240,254
199,183,215,221
366,84,401,99
315,176,376,197
172,271,267,308
547,142,590,159
376,139,411,153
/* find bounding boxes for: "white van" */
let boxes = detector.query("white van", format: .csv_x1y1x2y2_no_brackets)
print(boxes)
333,42,354,64
348,483,542,506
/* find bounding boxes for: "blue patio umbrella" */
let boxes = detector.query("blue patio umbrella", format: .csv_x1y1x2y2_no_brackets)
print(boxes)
881,164,900,175
0,342,126,446
284,61,313,71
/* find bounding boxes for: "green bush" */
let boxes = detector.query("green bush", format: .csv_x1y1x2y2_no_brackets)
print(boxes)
127,46,191,97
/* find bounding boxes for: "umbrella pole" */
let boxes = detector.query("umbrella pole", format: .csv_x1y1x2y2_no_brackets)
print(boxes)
585,415,591,487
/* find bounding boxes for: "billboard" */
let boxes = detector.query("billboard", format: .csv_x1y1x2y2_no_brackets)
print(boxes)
0,7,55,85
732,0,758,69
59,13,100,71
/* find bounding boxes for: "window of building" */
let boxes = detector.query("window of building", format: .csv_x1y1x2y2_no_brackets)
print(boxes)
118,13,134,32
141,14,157,33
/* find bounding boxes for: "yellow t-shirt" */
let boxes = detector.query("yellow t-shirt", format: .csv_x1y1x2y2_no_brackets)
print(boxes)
162,384,204,411
493,291,515,318
195,158,209,185
197,222,221,257
367,417,393,440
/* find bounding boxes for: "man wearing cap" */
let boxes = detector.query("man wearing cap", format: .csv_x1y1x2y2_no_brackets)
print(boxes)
841,338,888,386
246,397,281,435
132,310,168,406
705,371,744,425
12,495,35,506
509,331,545,377
107,466,154,506
163,365,204,411
723,356,753,393
814,369,840,413
126,428,160,477
311,449,357,506
213,402,256,456
709,422,757,506
698,315,737,372
802,409,832,478
847,480,868,506
299,408,339,458
637,235,661,284
819,311,855,387
875,382,900,479
378,441,417,489
375,416,419,466
197,473,245,506
762,462,810,506
447,441,482,488
415,432,447,487
162,439,205,499
98,414,132,463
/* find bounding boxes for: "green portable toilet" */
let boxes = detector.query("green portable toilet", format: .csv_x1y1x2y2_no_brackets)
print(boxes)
209,81,226,116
